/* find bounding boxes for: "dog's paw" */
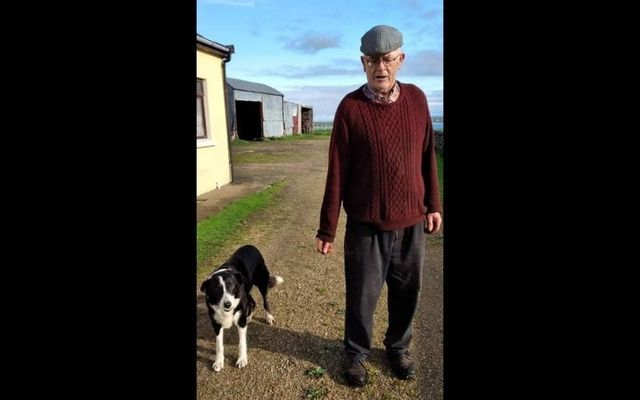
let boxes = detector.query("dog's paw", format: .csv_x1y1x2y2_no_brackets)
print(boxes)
266,313,275,325
212,359,224,372
236,356,248,369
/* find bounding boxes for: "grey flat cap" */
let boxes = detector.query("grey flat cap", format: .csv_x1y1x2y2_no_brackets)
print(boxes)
360,25,403,55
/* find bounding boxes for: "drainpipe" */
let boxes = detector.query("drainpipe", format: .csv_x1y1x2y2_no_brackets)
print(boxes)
222,45,235,183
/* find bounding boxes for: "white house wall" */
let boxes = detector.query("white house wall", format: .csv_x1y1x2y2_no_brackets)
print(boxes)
197,49,231,196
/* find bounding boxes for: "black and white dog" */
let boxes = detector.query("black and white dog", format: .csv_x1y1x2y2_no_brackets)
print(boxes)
200,245,283,371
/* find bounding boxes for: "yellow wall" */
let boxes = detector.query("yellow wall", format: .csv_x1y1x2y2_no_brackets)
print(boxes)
197,50,231,196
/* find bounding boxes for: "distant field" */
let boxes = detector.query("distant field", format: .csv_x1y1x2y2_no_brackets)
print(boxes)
313,122,444,132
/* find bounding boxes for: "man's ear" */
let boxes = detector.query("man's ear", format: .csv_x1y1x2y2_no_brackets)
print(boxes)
360,55,367,72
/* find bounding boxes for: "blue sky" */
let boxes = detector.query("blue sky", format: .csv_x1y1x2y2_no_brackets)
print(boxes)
197,0,443,121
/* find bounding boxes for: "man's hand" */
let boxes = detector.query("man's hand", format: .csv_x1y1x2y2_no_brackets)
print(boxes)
315,238,333,255
426,212,442,234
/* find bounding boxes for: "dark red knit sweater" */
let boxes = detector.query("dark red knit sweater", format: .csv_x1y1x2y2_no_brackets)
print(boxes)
317,82,442,243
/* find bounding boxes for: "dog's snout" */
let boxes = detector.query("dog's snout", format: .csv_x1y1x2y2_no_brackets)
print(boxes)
223,301,232,309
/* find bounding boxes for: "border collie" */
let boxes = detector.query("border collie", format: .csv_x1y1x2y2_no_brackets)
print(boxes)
200,245,283,371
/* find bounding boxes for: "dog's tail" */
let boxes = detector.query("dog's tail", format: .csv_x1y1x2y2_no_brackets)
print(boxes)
268,275,284,288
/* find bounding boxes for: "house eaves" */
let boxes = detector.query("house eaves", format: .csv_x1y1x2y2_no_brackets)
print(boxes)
197,33,234,61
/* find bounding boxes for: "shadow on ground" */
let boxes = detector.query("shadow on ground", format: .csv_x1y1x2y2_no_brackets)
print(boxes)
197,294,397,386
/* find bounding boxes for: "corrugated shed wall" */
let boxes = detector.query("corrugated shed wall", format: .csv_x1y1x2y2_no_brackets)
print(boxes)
229,90,284,138
283,101,296,135
234,90,262,102
261,94,284,137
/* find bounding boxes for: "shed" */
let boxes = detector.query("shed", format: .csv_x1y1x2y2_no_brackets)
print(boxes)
226,78,284,140
283,102,314,135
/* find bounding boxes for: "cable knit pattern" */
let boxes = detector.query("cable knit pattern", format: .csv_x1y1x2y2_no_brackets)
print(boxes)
317,82,442,243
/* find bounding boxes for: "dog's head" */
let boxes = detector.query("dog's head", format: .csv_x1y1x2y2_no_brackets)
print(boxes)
200,269,244,316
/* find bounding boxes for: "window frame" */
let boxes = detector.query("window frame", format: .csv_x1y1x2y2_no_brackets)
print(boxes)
197,78,214,147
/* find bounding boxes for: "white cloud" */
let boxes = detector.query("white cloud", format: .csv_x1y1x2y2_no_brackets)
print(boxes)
281,31,342,54
281,84,443,121
260,63,361,78
401,49,442,76
281,84,360,122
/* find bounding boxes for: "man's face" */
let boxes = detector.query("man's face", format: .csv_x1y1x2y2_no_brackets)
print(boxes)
361,50,405,94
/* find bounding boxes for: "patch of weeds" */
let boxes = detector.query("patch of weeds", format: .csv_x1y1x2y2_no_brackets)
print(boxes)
303,387,325,399
335,308,345,315
315,287,327,295
305,366,326,379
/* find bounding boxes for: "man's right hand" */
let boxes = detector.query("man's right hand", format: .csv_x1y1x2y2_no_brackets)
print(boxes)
315,238,333,255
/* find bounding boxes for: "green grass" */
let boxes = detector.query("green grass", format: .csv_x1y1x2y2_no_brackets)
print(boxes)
233,151,290,164
267,131,331,141
196,179,287,270
231,132,331,147
310,128,332,136
302,387,325,399
230,138,252,146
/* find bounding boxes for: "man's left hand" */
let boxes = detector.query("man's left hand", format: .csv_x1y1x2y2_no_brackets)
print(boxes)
426,212,442,234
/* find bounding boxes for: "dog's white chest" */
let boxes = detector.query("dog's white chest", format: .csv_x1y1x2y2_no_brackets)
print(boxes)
214,310,241,329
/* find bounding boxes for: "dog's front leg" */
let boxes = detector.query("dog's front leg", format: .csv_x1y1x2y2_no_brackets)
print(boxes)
236,326,248,368
213,326,224,372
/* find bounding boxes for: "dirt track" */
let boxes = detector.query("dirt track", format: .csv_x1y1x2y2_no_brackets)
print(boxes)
196,138,443,400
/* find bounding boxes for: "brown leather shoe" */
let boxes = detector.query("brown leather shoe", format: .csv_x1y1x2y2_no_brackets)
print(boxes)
344,359,367,387
388,351,416,380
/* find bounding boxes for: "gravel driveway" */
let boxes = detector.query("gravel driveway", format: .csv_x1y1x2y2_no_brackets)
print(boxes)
196,138,443,400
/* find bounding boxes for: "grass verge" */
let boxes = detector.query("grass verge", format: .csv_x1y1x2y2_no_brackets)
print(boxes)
232,131,331,147
232,151,290,164
197,179,287,270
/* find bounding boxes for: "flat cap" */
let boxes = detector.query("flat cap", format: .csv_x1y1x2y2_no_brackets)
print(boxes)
360,25,403,55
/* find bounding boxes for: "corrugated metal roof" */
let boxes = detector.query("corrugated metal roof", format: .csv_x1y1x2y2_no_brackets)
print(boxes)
227,77,283,96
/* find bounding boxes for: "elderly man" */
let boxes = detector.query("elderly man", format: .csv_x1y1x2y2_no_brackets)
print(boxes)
315,25,442,387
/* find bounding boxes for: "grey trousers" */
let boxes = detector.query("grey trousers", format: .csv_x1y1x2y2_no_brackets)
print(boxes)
343,217,425,362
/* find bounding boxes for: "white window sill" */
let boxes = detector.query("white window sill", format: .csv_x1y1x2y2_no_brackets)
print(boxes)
197,138,215,148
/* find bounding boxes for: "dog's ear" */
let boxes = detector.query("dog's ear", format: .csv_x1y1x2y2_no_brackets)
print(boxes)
233,271,244,286
200,279,209,293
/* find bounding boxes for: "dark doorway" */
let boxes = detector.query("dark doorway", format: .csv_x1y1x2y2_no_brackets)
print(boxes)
301,106,313,133
235,100,263,140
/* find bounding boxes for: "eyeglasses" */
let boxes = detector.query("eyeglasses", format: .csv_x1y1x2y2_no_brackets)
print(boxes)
364,53,402,67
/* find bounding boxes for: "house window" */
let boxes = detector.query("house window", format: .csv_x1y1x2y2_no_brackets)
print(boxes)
197,79,207,139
